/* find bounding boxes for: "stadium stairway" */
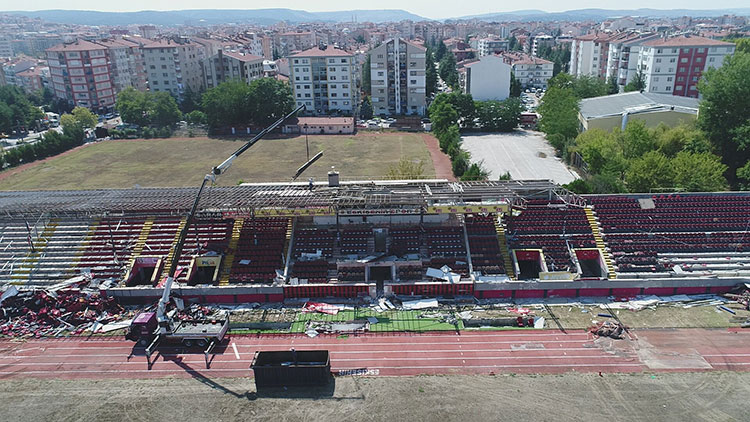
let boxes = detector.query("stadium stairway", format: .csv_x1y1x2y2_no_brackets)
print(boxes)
156,217,187,283
126,217,154,270
585,207,616,279
219,218,244,286
494,217,515,280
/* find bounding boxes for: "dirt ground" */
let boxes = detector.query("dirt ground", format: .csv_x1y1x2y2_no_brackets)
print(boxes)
1,372,747,421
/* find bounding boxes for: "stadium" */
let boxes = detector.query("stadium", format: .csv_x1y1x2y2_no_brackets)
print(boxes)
2,176,748,303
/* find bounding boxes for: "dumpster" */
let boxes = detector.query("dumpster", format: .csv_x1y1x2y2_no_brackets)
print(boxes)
251,350,331,387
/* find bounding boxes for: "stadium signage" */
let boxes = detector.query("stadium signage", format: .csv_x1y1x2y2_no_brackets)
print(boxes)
426,204,509,214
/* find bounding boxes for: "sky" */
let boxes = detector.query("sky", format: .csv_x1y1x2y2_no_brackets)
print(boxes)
0,1,747,20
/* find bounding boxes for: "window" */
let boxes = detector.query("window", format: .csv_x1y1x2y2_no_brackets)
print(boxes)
690,85,697,90
656,58,662,63
410,79,417,84
328,59,335,64
152,81,158,85
678,76,685,82
654,77,660,82
304,85,310,89
304,93,310,98
410,71,417,76
162,73,168,77
680,57,688,63
377,71,384,76
295,76,300,81
330,84,337,89
692,76,698,81
657,49,663,53
149,65,155,69
666,86,671,91
696,57,702,63
694,67,700,72
293,59,299,64
679,67,686,72
682,48,690,53
672,49,677,53
676,85,683,91
329,67,335,72
296,93,301,98
340,59,347,63
697,48,705,53
303,76,309,81
709,57,715,62
377,54,383,58
161,65,167,69
668,68,674,73
670,58,675,63
667,77,673,82
655,67,661,73
342,84,349,89
331,93,337,97
164,80,169,85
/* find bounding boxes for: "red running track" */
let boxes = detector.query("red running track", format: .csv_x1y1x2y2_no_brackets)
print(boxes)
0,329,748,380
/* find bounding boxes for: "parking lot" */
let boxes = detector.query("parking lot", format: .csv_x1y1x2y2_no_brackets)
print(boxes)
461,130,580,184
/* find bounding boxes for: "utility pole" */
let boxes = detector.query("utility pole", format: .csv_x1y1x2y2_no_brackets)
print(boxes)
304,123,309,161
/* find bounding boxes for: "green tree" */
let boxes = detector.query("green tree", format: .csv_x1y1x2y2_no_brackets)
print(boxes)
475,98,523,132
624,70,646,92
625,151,674,192
620,120,656,159
436,40,447,62
574,128,625,175
461,162,490,181
654,122,712,156
360,96,373,120
246,78,294,127
201,80,252,128
0,102,14,134
428,102,458,136
439,52,459,89
425,50,438,98
362,54,372,96
729,38,750,54
439,124,462,157
0,85,43,133
737,161,750,190
510,73,522,98
70,106,98,128
180,86,202,113
451,149,469,177
606,76,619,95
115,87,151,127
386,158,425,179
537,86,579,140
671,151,729,192
571,75,608,99
698,51,750,187
185,110,207,125
430,92,475,128
150,92,181,127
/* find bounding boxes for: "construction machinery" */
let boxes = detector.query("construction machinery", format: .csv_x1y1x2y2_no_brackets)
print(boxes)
126,105,306,360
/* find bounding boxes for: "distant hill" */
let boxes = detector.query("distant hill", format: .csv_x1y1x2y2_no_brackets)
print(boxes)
3,8,428,26
457,8,750,22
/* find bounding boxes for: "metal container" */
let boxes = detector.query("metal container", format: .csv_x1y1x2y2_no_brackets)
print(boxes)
251,350,331,387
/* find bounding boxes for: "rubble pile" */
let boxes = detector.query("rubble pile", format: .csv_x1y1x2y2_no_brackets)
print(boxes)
589,321,625,339
1,287,125,338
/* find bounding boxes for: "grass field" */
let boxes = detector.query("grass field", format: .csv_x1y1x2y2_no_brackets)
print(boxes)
0,133,435,190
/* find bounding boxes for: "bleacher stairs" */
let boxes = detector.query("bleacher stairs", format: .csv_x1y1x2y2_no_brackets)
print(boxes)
219,218,244,286
494,217,515,280
585,207,616,279
157,217,187,282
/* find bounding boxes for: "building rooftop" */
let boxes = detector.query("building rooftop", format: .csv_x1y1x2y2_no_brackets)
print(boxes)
222,50,263,62
46,39,106,52
579,91,700,120
290,45,352,58
643,35,735,47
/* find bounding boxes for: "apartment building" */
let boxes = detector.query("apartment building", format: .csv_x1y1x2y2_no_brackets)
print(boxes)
203,50,264,89
14,66,47,92
95,38,148,92
142,40,203,102
531,34,554,56
604,33,660,90
237,33,273,60
46,40,115,113
459,55,511,101
275,31,316,57
477,38,510,57
502,52,554,89
290,45,357,116
569,33,611,78
370,38,426,116
0,38,13,58
637,35,735,98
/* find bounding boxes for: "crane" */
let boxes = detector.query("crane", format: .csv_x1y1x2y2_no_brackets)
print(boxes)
127,104,314,360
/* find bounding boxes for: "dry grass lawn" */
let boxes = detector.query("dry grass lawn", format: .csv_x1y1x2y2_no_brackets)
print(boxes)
0,133,435,190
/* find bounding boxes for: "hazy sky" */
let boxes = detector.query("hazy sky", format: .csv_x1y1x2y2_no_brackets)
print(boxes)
0,1,747,20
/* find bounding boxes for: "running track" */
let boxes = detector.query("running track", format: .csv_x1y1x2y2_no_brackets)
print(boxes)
0,329,749,380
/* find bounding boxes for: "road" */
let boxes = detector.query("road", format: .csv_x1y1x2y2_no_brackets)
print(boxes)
1,328,748,380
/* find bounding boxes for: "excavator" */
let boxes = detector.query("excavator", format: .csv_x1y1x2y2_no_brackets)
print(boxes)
126,105,311,363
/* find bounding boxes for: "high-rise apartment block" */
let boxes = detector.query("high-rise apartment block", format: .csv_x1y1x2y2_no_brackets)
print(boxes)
369,38,426,116
46,40,115,113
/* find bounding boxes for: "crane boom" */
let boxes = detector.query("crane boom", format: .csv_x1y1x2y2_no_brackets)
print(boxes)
156,104,305,332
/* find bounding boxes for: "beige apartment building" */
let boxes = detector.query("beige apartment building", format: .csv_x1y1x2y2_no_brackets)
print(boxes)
369,38,426,116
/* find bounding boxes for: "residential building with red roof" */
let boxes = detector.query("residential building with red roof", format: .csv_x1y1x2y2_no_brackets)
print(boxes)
202,50,264,89
45,40,115,113
501,52,554,89
290,45,357,116
637,35,735,98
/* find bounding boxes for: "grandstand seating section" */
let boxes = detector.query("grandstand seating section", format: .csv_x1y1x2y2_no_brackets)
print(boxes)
589,195,750,273
228,218,286,283
465,215,505,275
340,227,371,255
507,201,595,272
389,227,420,256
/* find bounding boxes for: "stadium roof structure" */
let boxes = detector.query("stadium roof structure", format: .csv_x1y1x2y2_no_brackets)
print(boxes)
579,91,699,120
0,180,584,218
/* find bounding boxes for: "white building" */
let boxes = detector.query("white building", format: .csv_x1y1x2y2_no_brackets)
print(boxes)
569,33,610,78
502,52,554,89
290,45,357,116
477,38,509,57
369,38,426,116
142,40,203,102
604,33,660,91
637,35,735,98
460,55,511,101
531,35,554,56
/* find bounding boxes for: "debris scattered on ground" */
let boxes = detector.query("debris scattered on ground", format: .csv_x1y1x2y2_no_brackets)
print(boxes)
589,321,625,339
0,275,128,338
